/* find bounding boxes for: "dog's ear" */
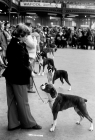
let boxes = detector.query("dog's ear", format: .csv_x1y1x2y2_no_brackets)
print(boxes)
45,83,48,85
50,88,57,98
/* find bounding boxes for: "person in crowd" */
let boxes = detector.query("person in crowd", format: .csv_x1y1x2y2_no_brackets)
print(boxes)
9,25,16,35
25,23,38,93
61,30,67,48
4,21,12,44
25,29,37,93
32,27,40,53
25,23,38,74
0,21,8,65
55,30,62,48
2,23,42,131
4,21,10,33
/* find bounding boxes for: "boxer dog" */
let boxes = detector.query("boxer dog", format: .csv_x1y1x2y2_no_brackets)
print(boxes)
40,83,93,132
42,45,57,59
47,65,71,91
37,51,55,76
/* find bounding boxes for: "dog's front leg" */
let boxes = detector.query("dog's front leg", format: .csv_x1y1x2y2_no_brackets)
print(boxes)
52,77,55,86
52,51,54,59
50,119,57,132
41,64,45,76
38,64,42,75
50,112,58,132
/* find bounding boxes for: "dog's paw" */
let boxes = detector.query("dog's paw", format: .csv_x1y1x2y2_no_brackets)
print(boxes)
89,126,93,131
41,72,44,76
68,86,71,91
76,121,81,125
49,127,55,132
89,127,93,131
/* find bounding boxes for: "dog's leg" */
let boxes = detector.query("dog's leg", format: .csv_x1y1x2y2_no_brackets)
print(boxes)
52,51,54,59
80,105,93,131
74,107,84,125
50,119,57,132
76,116,84,125
75,104,93,131
59,77,64,88
64,74,71,91
52,79,56,87
41,65,45,76
38,64,42,75
50,112,58,132
84,113,93,131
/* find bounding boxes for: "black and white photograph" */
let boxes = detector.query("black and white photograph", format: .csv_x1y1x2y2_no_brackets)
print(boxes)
0,0,95,140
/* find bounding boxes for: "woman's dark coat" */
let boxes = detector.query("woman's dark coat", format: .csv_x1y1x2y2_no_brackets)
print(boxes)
3,37,31,85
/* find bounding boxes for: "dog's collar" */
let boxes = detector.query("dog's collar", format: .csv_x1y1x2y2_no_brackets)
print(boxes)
48,93,58,104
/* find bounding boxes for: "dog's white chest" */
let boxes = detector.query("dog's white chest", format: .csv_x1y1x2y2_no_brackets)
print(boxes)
48,100,55,110
47,71,54,84
47,72,52,83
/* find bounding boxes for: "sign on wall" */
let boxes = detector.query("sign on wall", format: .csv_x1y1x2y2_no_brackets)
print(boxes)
20,2,61,8
67,4,95,10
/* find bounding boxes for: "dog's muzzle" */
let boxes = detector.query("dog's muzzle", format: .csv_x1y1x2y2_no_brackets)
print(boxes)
40,83,47,90
48,69,52,72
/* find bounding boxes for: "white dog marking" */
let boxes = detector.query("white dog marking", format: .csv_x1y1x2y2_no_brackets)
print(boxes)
50,120,57,132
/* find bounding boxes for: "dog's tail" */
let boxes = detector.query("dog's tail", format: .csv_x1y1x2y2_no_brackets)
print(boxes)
84,98,87,102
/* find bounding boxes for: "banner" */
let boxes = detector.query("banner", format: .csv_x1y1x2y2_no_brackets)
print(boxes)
67,4,95,10
20,2,61,8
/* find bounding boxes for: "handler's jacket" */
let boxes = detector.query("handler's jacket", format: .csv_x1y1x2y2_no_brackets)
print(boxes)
3,37,31,85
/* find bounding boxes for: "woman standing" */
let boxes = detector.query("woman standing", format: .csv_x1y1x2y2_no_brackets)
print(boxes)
2,23,42,131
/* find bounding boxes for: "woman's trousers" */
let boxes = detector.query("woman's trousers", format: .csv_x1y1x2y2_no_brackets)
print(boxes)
6,80,37,129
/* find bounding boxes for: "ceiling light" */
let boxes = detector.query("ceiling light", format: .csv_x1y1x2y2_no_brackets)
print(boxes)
27,13,36,15
68,14,79,17
90,15,95,17
10,12,17,13
67,15,78,17
48,13,57,16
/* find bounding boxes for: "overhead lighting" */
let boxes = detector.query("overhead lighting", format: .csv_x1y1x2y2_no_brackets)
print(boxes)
48,13,57,16
0,9,2,12
68,14,78,17
27,13,36,15
10,12,17,13
26,16,33,18
64,18,73,21
50,16,60,20
67,14,78,17
90,15,95,17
